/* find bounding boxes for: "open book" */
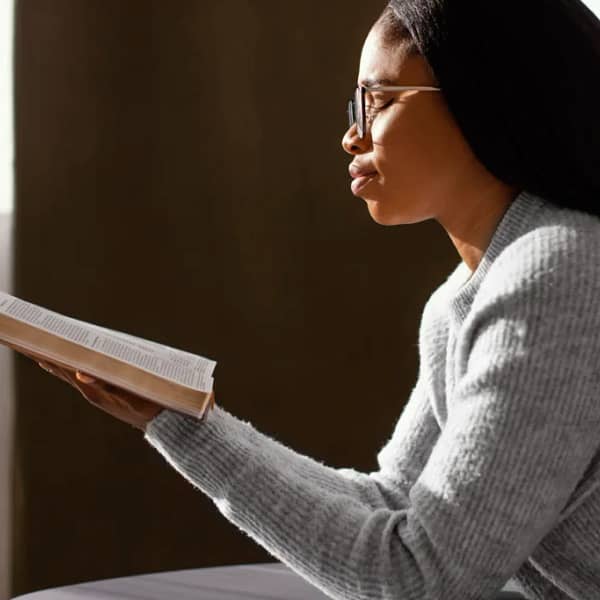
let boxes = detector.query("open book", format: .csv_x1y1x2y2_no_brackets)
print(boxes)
0,291,216,418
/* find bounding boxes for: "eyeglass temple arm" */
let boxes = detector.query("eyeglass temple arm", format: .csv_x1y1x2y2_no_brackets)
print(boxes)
364,85,441,91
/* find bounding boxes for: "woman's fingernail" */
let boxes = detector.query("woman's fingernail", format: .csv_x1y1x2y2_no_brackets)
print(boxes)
76,371,96,384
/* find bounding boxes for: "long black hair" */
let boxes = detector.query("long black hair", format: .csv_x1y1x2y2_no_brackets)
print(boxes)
379,0,600,216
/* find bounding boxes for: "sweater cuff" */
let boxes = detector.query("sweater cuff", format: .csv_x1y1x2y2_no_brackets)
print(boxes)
143,404,258,499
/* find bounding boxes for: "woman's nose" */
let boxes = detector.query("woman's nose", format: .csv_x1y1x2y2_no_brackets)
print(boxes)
341,123,371,155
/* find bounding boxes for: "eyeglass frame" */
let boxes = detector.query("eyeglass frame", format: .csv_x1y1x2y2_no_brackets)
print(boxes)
348,85,442,139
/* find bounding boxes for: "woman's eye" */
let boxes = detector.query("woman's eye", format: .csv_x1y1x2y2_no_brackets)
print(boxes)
371,98,394,113
377,99,394,110
366,97,395,122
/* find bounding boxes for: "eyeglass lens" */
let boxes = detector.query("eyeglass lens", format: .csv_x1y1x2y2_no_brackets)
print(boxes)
356,87,364,138
347,99,354,130
347,87,365,139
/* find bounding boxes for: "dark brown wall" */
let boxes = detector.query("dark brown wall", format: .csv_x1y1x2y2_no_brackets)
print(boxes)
12,1,457,596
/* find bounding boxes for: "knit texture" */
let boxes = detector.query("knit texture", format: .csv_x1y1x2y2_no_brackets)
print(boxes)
145,190,600,600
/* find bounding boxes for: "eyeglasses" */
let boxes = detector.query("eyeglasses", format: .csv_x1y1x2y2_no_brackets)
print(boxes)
347,85,442,139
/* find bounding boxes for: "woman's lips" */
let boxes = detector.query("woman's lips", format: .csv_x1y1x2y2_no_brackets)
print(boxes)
350,172,377,196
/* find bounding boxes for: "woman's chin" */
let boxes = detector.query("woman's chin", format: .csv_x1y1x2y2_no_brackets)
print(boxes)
361,186,428,225
364,199,398,226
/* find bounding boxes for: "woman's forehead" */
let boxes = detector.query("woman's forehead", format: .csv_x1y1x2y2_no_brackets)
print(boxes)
358,27,412,85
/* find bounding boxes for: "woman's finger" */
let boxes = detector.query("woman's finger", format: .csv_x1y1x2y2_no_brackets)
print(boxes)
42,363,104,407
70,377,105,407
76,371,97,384
35,360,162,430
38,360,72,384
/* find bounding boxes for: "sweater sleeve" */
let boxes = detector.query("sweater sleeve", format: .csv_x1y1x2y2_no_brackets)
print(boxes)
144,373,440,599
145,226,600,600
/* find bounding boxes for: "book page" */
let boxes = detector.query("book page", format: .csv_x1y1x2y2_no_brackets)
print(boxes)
0,292,215,391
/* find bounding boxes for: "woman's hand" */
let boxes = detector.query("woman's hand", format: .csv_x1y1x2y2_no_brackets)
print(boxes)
33,357,164,432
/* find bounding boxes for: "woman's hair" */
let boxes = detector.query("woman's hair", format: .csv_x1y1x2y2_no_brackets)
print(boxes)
377,5,418,53
377,0,600,216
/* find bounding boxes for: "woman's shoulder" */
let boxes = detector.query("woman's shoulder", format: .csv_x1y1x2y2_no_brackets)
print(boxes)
480,197,600,305
516,198,600,249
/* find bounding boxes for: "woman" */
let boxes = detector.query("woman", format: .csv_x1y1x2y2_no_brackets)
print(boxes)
35,1,600,598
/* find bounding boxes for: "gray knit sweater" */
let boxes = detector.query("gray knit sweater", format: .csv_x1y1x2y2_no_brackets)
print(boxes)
145,190,600,600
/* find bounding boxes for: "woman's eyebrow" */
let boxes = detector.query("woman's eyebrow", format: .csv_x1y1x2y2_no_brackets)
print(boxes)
359,77,397,87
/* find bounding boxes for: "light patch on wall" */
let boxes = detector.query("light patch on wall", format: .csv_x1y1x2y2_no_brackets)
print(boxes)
0,0,14,214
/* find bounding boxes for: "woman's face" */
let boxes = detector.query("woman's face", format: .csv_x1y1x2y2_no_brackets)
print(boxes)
342,24,485,226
